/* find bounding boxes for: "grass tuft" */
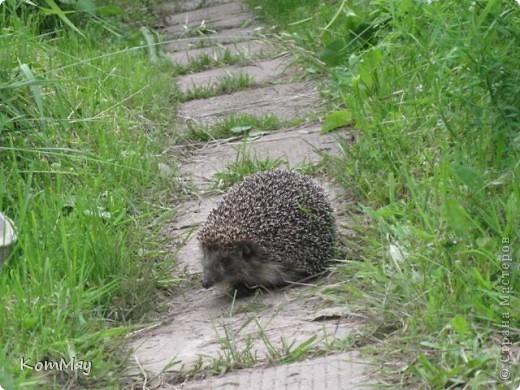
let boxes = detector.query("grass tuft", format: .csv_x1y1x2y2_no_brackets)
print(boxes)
180,73,254,101
172,50,251,75
212,144,285,189
185,113,283,142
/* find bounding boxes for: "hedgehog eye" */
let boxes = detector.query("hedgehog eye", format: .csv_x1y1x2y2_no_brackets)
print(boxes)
241,244,253,260
220,257,231,267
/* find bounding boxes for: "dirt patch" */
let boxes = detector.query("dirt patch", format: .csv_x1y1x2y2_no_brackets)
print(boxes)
130,284,366,374
161,195,223,275
158,0,236,15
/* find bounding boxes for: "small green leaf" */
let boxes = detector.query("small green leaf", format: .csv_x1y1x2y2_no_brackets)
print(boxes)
23,316,39,330
320,38,347,67
321,109,353,133
97,5,124,17
18,62,44,116
451,163,484,192
42,0,85,37
229,125,252,134
420,341,442,349
358,48,382,88
59,0,96,15
450,315,470,336
444,198,470,238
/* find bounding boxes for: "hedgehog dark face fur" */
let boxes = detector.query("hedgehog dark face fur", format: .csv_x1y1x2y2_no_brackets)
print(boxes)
197,170,336,291
200,241,292,289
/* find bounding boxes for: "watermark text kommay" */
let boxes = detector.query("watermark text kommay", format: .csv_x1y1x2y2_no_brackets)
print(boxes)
20,357,91,376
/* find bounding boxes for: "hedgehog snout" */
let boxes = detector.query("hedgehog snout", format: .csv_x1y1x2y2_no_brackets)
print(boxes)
200,249,228,289
201,263,220,288
201,275,214,289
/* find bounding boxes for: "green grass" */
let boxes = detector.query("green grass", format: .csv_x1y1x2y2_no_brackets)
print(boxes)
212,144,284,189
171,50,252,75
180,73,254,101
0,1,179,388
185,113,283,142
249,0,520,388
170,38,276,75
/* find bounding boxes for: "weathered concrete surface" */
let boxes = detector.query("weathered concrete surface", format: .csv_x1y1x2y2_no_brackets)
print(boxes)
170,39,272,66
180,122,339,189
178,352,376,390
162,2,252,35
179,82,321,125
130,285,364,375
163,26,264,52
158,0,235,15
177,57,290,93
161,195,224,275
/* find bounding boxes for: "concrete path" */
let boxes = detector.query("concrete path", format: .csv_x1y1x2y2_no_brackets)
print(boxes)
129,1,379,388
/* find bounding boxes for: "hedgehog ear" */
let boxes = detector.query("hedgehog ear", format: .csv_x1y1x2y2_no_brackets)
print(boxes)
241,243,254,260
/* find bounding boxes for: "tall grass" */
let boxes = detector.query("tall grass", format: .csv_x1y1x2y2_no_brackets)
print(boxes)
0,1,178,388
249,0,519,387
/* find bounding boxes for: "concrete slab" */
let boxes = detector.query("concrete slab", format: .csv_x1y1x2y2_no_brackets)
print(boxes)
170,40,273,66
158,0,236,14
163,26,264,52
177,58,291,93
176,196,224,229
179,82,321,126
130,286,362,375
177,352,376,389
180,123,339,189
163,2,252,35
161,195,224,274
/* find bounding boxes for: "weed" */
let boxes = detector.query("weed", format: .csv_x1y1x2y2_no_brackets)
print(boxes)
180,73,254,101
211,317,259,374
179,20,216,39
185,113,283,142
212,143,285,189
172,50,250,75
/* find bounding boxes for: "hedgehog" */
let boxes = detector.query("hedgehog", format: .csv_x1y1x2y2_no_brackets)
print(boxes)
197,169,336,291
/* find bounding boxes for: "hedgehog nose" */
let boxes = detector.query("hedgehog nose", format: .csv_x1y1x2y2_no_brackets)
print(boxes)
201,278,213,289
